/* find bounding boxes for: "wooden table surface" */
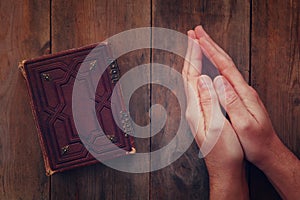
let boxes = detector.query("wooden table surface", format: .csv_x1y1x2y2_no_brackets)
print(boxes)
0,0,299,199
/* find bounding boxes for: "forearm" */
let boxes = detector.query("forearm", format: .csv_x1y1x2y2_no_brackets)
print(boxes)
257,135,300,199
208,163,249,200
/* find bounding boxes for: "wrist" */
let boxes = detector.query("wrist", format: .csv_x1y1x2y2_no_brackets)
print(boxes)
253,133,287,171
252,133,300,199
208,161,249,200
208,160,246,183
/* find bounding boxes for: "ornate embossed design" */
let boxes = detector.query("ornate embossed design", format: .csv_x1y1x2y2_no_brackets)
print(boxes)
23,44,133,174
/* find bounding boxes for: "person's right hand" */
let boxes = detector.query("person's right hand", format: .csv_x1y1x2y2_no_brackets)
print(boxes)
192,25,300,199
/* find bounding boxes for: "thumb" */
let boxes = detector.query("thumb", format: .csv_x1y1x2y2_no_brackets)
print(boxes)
213,76,250,128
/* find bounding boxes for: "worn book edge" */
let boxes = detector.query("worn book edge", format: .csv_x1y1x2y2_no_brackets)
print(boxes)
18,60,55,176
18,60,27,80
18,42,136,175
17,43,102,175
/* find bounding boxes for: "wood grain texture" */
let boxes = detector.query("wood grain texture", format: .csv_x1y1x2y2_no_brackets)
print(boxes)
51,0,151,199
0,0,50,199
151,0,249,199
1,0,299,199
250,0,300,199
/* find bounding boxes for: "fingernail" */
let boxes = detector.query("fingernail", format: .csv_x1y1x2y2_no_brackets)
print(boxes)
187,30,196,39
195,25,206,38
214,76,224,91
197,25,203,32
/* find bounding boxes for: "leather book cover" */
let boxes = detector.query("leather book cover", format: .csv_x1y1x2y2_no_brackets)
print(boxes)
19,43,135,175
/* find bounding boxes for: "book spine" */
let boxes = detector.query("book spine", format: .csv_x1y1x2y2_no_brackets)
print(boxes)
18,61,56,176
106,45,137,154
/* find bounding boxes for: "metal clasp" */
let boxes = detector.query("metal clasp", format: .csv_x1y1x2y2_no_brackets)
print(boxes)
41,73,51,81
120,111,133,137
107,135,118,143
61,145,69,155
108,59,120,84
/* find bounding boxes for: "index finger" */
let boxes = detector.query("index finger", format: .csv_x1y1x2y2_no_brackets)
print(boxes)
196,27,251,100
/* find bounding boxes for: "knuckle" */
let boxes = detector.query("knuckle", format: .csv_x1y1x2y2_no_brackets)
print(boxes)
200,92,215,106
224,89,239,106
219,59,235,74
222,56,233,66
238,119,254,133
210,52,219,62
199,77,218,106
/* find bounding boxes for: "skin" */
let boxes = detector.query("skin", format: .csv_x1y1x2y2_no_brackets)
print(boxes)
183,30,249,200
183,25,300,199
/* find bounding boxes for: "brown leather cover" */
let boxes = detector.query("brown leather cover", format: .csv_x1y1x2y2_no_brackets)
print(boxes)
19,43,135,175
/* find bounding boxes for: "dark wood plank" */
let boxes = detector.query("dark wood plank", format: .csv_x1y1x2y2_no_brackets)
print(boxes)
3,1,297,199
250,0,300,199
51,0,151,199
0,0,50,199
151,0,250,199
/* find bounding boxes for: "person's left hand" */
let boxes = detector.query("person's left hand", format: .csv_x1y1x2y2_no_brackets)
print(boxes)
183,29,249,199
182,30,244,178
